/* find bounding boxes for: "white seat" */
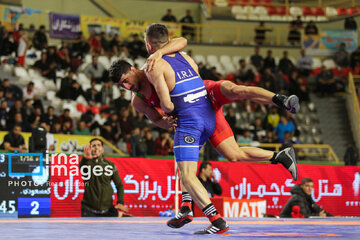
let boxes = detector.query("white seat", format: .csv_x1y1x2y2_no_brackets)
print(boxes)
98,56,111,69
46,91,56,101
231,6,244,15
14,67,30,82
304,16,317,22
283,15,294,22
232,56,242,66
325,7,337,17
322,59,336,69
254,6,267,15
289,57,297,65
214,0,228,7
248,14,259,20
43,79,57,91
219,55,232,65
78,73,90,84
84,54,92,64
275,57,280,66
245,56,251,64
290,7,302,16
258,15,270,21
134,57,146,69
193,54,206,65
235,14,248,20
312,57,322,69
270,15,283,21
207,55,219,66
244,6,256,15
316,16,328,22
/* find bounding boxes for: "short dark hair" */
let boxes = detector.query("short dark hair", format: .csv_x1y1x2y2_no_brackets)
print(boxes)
90,138,104,146
145,23,169,47
199,161,211,173
301,178,313,185
109,60,132,84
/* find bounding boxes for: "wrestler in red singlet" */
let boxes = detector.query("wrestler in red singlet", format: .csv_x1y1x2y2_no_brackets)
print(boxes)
137,79,235,148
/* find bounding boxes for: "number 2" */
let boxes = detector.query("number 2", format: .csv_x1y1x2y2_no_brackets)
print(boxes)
30,201,39,215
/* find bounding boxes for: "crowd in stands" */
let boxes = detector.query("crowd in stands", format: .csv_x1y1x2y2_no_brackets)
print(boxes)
0,16,359,158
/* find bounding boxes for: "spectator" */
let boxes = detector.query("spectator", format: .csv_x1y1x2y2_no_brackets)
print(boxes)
9,99,26,122
129,127,147,157
33,52,56,82
289,71,310,102
197,161,222,197
274,70,288,94
274,115,295,142
155,131,173,155
27,23,36,44
80,138,129,217
236,59,257,83
58,109,74,131
161,9,177,22
74,120,91,136
250,47,263,71
260,68,275,92
32,25,48,50
350,47,360,70
101,80,115,106
207,66,222,81
238,129,252,144
304,21,318,35
22,82,38,102
127,34,147,59
1,124,27,152
315,66,336,96
105,113,122,143
61,120,73,134
84,55,106,83
344,16,357,31
278,51,294,76
344,144,359,166
0,100,9,130
251,117,266,141
39,121,55,151
180,9,195,40
119,108,133,137
89,31,102,55
265,106,280,130
57,71,83,100
100,32,111,56
225,107,237,136
254,21,272,45
8,112,31,132
57,44,71,70
333,42,349,68
144,130,155,155
262,130,277,143
113,89,130,112
132,112,148,130
0,31,17,56
51,122,62,134
280,178,332,218
288,16,303,45
263,50,276,72
41,106,59,127
297,49,313,77
1,79,23,100
17,28,30,67
84,80,102,105
91,109,108,135
72,32,90,58
110,34,129,57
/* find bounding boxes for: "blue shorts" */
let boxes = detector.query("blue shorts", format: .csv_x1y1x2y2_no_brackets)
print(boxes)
173,104,216,162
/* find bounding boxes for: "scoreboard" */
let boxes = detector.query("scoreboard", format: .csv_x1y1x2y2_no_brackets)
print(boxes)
0,153,50,218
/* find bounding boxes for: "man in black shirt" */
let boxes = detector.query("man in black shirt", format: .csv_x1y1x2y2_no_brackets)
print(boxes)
161,9,177,22
33,25,48,50
2,124,27,152
180,10,195,40
197,161,222,197
33,52,56,82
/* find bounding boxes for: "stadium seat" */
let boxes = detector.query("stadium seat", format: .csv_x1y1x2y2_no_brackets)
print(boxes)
134,57,146,68
232,6,243,15
258,14,270,21
46,91,56,101
254,6,267,15
317,16,328,22
337,8,348,16
219,55,233,65
77,103,88,113
302,7,313,16
322,59,336,69
252,0,261,6
84,54,92,64
325,7,338,17
290,7,302,16
248,14,259,20
271,15,283,21
214,0,228,7
193,54,207,65
304,16,317,22
348,7,360,15
14,67,31,82
267,6,277,15
312,57,322,69
277,6,286,16
207,55,219,66
98,56,111,69
235,14,248,20
232,56,242,66
89,105,100,115
314,7,325,16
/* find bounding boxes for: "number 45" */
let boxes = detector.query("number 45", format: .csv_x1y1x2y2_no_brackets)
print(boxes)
0,200,15,213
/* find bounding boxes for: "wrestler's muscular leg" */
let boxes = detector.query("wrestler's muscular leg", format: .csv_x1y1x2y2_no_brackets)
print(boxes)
215,136,274,162
177,161,211,209
220,80,275,104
